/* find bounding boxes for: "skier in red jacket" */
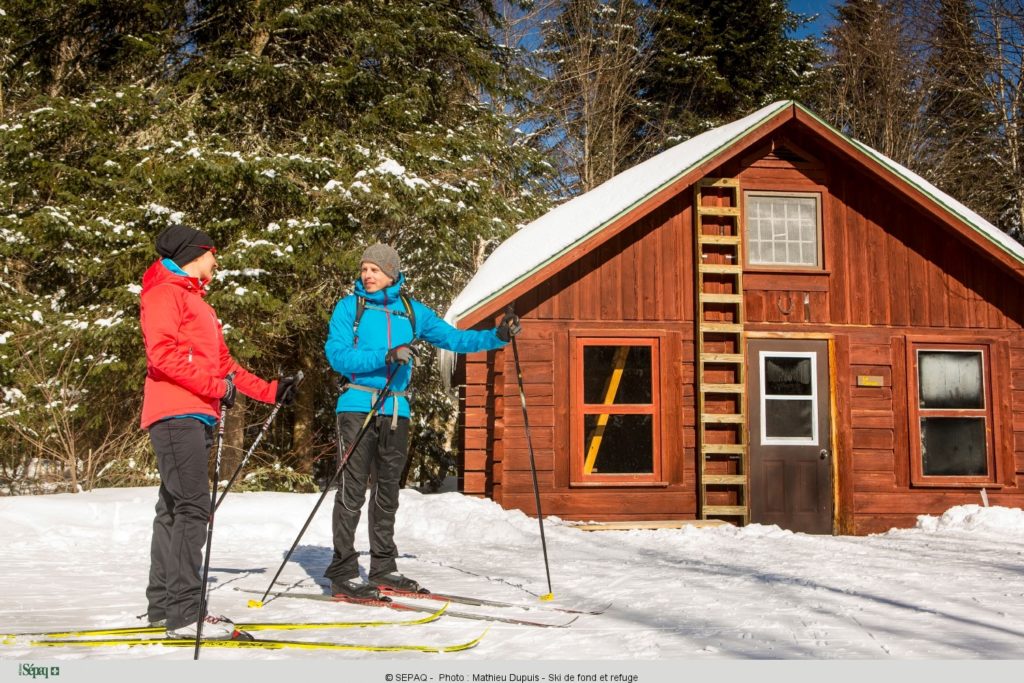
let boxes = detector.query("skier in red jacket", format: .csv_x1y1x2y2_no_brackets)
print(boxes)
139,224,298,639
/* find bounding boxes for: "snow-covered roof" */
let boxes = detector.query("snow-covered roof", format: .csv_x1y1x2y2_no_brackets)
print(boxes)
444,100,1024,328
443,100,791,325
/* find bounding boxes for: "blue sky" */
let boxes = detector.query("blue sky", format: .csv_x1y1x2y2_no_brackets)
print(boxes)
788,0,835,38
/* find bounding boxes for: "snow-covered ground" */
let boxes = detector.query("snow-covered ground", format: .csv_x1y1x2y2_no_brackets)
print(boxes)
1,487,1023,666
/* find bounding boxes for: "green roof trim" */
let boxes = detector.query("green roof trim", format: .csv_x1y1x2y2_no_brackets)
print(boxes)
794,102,1024,266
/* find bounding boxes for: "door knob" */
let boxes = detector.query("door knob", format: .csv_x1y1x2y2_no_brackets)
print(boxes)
820,449,829,460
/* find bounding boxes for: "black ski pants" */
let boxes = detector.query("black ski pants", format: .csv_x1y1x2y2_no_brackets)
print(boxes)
146,418,213,629
324,411,409,583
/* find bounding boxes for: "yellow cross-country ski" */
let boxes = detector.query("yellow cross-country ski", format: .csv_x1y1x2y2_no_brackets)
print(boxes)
1,603,446,643
28,627,486,653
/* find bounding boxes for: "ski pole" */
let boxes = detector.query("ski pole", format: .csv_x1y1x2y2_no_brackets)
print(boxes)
506,305,554,602
194,385,230,659
214,371,305,512
249,370,399,608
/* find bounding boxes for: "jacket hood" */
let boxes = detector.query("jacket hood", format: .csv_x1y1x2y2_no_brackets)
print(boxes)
141,259,208,296
353,273,405,303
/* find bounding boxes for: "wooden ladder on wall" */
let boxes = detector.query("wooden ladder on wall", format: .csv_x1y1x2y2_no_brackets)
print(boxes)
694,177,749,525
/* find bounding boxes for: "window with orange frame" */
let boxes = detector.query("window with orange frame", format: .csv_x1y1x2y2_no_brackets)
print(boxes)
570,336,662,485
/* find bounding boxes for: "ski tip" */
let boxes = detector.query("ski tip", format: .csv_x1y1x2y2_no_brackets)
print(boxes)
540,593,555,602
247,600,264,609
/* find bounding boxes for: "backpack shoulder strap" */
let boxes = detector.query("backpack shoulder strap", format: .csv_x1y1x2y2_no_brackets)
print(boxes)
400,293,416,340
352,295,366,344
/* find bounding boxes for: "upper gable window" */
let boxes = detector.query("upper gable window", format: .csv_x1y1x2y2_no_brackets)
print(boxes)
744,192,822,269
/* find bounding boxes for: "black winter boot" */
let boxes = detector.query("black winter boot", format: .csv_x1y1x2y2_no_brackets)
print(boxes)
331,579,382,600
372,572,427,593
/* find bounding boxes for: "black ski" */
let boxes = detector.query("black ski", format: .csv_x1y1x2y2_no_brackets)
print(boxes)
272,579,609,615
375,586,610,615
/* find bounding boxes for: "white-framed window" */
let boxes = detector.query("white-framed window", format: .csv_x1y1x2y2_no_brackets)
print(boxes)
745,191,822,268
758,350,819,446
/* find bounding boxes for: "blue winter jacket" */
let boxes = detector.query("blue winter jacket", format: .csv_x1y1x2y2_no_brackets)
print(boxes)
325,276,507,417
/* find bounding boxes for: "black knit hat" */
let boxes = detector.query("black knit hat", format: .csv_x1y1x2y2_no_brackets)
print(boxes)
155,224,215,267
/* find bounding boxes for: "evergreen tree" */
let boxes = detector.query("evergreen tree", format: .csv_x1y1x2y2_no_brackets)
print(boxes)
639,0,823,145
0,1,553,493
0,0,184,100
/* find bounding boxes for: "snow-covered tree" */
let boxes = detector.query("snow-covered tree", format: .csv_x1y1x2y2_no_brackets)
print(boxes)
0,1,553,492
640,0,823,145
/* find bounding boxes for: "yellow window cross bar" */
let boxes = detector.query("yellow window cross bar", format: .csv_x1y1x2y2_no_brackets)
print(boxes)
583,346,631,475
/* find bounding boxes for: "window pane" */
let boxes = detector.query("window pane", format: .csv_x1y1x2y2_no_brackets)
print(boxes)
746,195,819,267
583,414,653,474
764,356,812,396
583,346,652,404
765,399,814,439
921,418,987,476
918,351,983,409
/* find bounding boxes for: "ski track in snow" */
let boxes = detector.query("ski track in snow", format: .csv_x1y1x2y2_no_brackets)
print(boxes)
1,488,1023,660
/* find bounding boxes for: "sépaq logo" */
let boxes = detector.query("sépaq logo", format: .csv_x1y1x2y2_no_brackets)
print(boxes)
18,664,60,679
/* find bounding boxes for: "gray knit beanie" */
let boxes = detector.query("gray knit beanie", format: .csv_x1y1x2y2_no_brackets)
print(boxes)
360,243,401,280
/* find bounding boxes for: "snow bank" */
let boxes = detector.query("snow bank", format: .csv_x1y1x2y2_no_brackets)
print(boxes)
395,490,561,548
912,504,1024,535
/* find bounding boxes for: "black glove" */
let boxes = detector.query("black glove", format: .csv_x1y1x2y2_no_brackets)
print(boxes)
275,375,299,406
221,375,237,409
385,344,416,365
496,313,521,342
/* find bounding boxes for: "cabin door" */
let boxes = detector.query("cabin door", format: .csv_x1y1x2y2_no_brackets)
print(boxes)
747,339,833,534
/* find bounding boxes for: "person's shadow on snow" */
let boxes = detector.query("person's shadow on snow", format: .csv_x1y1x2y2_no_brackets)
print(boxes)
289,545,416,594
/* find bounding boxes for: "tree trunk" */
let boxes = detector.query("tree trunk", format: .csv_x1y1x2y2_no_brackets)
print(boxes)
291,349,316,474
251,29,271,57
218,395,247,484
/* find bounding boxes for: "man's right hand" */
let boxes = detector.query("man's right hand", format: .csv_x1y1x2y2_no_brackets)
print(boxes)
385,344,416,366
221,376,237,409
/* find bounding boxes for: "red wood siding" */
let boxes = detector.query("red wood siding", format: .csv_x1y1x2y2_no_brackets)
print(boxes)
457,120,1024,532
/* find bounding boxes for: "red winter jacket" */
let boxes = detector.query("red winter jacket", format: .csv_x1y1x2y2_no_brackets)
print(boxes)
139,260,278,429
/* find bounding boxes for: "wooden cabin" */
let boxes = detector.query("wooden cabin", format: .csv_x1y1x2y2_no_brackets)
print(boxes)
442,101,1024,535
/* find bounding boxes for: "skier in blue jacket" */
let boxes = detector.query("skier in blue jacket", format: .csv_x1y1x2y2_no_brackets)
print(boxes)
324,243,520,599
